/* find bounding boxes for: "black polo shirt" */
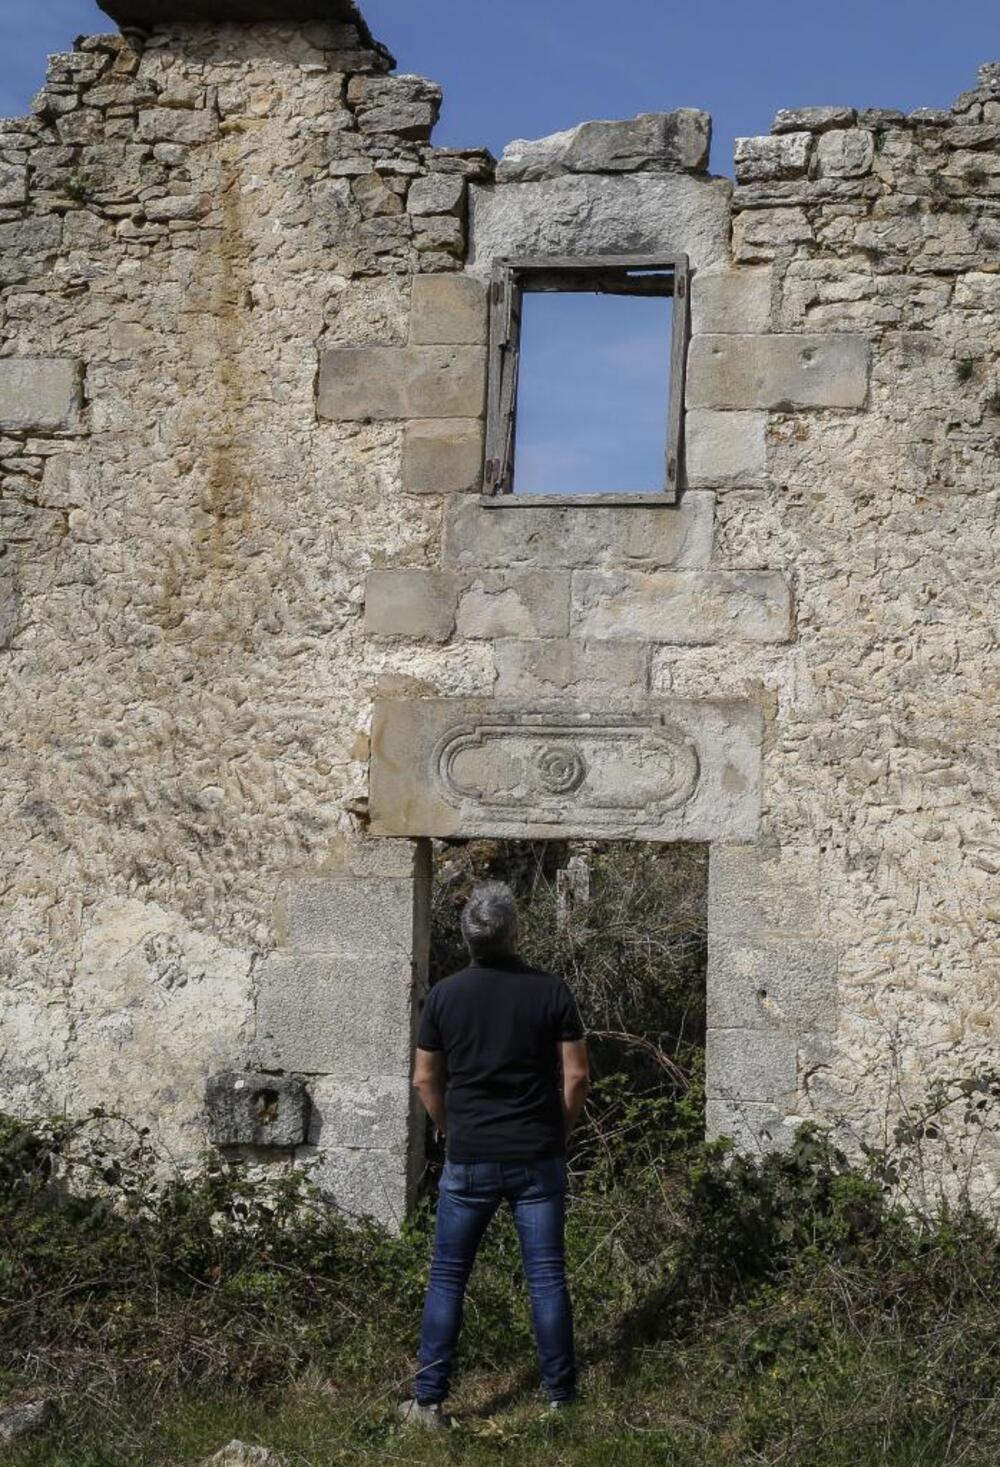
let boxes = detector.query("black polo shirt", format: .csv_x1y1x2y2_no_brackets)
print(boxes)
417,954,585,1163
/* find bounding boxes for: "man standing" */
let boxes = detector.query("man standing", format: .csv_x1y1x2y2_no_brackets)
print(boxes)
400,880,590,1427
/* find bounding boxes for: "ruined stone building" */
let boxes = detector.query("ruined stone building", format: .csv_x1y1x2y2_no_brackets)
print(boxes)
0,0,997,1224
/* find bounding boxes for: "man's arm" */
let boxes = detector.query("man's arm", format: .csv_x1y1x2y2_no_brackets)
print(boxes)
413,1047,447,1135
560,1039,590,1142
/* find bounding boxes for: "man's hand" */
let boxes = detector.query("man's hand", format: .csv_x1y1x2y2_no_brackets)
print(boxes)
560,1039,590,1143
413,1047,447,1135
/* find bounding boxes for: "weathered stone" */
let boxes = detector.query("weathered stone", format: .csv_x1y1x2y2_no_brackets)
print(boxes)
442,494,714,570
307,1072,410,1152
364,568,462,641
277,875,418,957
691,267,772,335
358,103,438,141
705,1028,798,1101
707,938,839,1033
309,1144,410,1228
493,639,650,701
370,696,763,842
205,1071,310,1147
571,570,793,644
256,954,414,1075
0,359,81,431
136,109,217,145
469,172,732,275
344,837,427,880
0,161,26,207
815,128,875,178
407,172,465,216
497,109,711,181
409,274,487,345
734,132,811,183
0,1399,56,1446
706,1099,800,1153
401,419,483,493
0,216,62,283
686,334,871,410
684,409,767,489
455,571,571,639
772,105,857,134
317,346,486,420
709,845,822,941
732,206,813,261
200,1441,288,1467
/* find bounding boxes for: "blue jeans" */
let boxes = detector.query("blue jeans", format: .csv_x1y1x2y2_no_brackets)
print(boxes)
416,1156,576,1404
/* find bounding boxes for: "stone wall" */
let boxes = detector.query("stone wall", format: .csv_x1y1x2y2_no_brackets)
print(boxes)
0,3,997,1219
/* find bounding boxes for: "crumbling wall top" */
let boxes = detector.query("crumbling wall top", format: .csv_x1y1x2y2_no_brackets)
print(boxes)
96,0,383,50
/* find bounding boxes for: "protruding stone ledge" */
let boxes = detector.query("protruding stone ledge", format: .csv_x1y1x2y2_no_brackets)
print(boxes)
685,409,767,490
442,493,714,571
771,105,857,134
370,697,763,842
496,109,712,182
317,345,486,421
570,570,793,644
686,333,871,410
0,358,82,431
205,1072,310,1148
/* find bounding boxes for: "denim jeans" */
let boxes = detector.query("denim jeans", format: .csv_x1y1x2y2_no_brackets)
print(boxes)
416,1156,576,1404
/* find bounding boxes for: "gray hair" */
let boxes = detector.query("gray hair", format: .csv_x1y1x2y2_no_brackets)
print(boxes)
461,880,518,960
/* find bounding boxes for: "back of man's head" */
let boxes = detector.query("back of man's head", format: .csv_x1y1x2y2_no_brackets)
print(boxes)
461,881,518,963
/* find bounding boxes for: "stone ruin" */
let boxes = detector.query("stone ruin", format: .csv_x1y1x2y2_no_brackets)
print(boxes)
0,0,997,1225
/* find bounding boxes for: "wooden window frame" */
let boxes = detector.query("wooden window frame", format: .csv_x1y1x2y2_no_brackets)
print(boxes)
482,253,689,507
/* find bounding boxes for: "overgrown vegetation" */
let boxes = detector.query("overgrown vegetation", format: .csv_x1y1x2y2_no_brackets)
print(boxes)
1,842,998,1466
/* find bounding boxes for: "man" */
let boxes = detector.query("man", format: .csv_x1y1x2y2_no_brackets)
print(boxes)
399,879,590,1428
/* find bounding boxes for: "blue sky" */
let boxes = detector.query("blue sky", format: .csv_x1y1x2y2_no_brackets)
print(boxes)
1,0,995,492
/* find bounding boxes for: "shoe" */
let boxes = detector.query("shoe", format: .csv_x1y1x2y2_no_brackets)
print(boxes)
545,1398,576,1413
397,1399,447,1430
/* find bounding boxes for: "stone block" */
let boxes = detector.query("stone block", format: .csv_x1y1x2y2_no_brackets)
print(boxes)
409,274,487,345
732,207,812,263
205,1071,310,1148
358,103,438,141
408,173,465,216
707,937,838,1033
708,844,822,940
571,570,793,644
496,109,711,181
815,129,875,178
772,105,857,134
706,1098,800,1154
277,875,418,958
705,1028,797,1101
307,1072,410,1151
136,109,217,145
402,419,483,493
469,172,732,275
370,696,763,842
0,218,62,289
0,161,26,207
734,132,811,183
317,345,486,420
493,639,650,701
455,572,571,639
308,1144,409,1228
690,267,772,335
364,568,462,641
686,334,871,410
685,409,767,489
256,954,414,1075
0,358,81,431
345,837,428,880
442,493,714,571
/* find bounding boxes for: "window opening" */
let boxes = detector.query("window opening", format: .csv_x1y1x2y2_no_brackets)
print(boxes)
484,255,689,504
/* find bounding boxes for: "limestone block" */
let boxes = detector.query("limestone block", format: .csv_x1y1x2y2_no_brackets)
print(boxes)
0,358,81,431
308,1144,409,1228
493,639,650,701
409,274,487,345
370,696,763,842
136,109,217,145
772,105,857,133
455,572,571,639
256,954,413,1075
571,570,793,644
344,837,428,880
0,161,27,207
469,172,732,275
709,844,822,940
685,409,767,489
317,346,486,420
307,1073,410,1151
686,334,871,410
705,1028,797,1101
277,875,418,958
497,109,712,181
707,937,838,1033
734,132,811,183
815,128,876,179
442,493,714,570
691,267,772,335
0,216,63,284
732,207,812,263
364,569,462,641
407,173,465,217
402,419,483,493
358,103,438,141
706,1099,800,1153
205,1072,310,1147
